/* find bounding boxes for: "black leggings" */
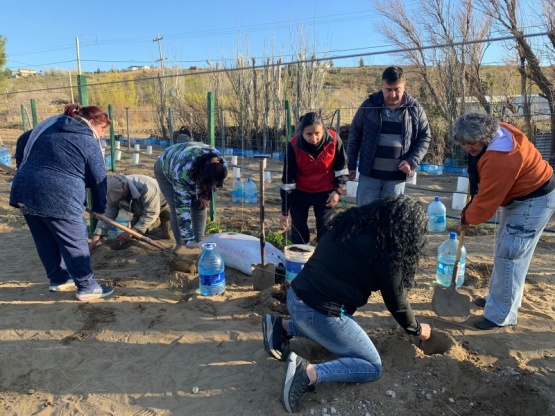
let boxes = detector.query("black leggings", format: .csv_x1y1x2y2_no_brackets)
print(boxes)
289,190,335,244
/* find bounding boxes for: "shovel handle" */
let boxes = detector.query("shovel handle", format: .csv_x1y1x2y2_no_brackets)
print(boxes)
86,208,172,255
259,158,266,265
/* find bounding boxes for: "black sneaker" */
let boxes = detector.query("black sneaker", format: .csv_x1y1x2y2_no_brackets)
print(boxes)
282,352,315,413
262,314,290,361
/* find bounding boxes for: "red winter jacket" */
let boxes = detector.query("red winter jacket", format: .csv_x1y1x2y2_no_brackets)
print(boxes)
280,128,348,214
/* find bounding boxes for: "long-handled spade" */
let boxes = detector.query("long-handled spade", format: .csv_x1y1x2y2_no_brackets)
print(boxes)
251,155,276,291
431,228,470,322
86,208,174,257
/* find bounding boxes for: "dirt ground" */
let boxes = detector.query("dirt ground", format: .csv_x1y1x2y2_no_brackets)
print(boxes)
1,129,554,416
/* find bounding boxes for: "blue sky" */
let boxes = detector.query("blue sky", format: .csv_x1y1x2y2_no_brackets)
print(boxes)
1,0,398,72
0,0,532,73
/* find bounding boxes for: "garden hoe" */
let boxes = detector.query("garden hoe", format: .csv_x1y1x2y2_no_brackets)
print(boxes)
431,228,471,322
251,155,276,291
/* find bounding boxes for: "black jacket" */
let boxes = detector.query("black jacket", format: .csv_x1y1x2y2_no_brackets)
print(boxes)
291,227,422,336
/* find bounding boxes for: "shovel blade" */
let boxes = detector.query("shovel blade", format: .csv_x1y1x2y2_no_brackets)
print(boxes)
252,263,276,291
431,285,471,323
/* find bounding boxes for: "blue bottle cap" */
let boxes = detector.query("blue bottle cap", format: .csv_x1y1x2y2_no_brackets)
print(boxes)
449,232,457,239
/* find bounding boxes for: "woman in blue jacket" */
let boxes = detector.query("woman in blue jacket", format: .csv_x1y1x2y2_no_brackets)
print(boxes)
10,104,113,301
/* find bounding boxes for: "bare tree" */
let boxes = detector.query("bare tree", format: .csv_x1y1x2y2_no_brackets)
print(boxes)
225,55,255,149
478,0,555,165
372,0,492,123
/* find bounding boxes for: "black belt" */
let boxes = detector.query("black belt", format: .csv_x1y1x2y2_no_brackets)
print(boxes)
515,174,555,202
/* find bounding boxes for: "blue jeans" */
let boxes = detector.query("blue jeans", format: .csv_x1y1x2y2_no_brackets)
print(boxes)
24,214,98,290
286,287,382,384
356,174,405,207
484,188,555,326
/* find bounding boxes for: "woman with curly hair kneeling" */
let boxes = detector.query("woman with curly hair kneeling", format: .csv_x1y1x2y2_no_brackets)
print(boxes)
262,194,432,413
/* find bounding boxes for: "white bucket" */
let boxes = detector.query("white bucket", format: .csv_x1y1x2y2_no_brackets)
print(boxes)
134,144,140,152
230,156,238,165
132,152,140,165
406,171,417,185
146,145,153,155
346,181,358,197
456,176,469,193
284,244,315,283
264,171,272,183
452,192,467,210
233,167,241,178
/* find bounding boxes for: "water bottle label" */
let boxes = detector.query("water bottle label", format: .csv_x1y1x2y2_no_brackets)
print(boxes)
432,214,445,224
437,260,465,275
200,271,225,287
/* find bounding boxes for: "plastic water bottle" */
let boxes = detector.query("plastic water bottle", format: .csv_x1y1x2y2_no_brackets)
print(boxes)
115,210,130,236
0,145,11,166
436,232,466,287
242,178,258,205
428,197,446,233
108,226,118,240
231,177,243,204
198,242,226,296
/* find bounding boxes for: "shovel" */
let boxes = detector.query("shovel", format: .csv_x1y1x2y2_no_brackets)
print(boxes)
86,208,174,257
251,155,276,291
431,228,470,322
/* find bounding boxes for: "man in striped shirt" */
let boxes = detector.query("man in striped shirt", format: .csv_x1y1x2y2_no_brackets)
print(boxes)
347,66,431,206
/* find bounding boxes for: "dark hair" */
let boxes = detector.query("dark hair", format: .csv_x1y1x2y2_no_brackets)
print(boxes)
191,152,228,197
299,112,324,134
328,195,427,290
63,104,111,126
382,66,405,84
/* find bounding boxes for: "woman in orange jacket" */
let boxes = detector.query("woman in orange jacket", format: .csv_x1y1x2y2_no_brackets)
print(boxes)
452,113,555,330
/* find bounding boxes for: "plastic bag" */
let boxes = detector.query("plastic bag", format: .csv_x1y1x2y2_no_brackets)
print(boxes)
202,232,285,275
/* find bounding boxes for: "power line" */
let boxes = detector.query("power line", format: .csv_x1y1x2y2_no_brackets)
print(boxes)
4,30,553,96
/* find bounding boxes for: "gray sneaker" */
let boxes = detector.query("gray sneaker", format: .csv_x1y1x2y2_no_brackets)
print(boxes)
262,314,290,361
282,352,315,413
49,279,76,292
76,285,114,301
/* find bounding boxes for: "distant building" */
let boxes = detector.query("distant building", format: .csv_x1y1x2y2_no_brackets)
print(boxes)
127,65,151,71
11,68,38,78
189,66,199,71
463,94,550,122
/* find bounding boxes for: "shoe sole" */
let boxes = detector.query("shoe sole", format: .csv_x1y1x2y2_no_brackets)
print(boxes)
49,282,77,292
282,352,298,413
77,289,114,301
262,314,282,360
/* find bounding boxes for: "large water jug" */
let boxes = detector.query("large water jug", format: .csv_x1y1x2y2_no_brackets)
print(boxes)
243,178,258,205
428,196,446,233
198,242,226,296
231,177,243,204
436,232,466,287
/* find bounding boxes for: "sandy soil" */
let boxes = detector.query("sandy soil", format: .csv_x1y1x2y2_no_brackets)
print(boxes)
1,131,554,416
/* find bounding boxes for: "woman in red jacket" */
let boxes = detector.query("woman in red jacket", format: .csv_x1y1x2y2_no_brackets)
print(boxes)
279,112,349,244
